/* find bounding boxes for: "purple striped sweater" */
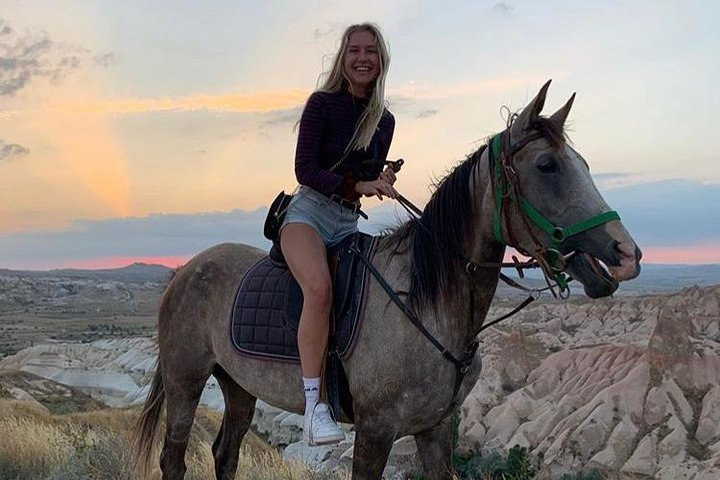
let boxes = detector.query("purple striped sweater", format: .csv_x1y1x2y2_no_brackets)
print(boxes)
294,89,395,201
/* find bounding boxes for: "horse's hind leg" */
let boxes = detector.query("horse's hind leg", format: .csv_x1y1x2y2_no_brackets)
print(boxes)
211,365,257,480
159,365,211,480
414,415,455,479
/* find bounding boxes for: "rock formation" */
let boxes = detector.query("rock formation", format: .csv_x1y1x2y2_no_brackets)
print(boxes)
1,284,719,478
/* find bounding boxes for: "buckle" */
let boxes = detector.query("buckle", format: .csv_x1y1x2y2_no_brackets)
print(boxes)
330,195,360,213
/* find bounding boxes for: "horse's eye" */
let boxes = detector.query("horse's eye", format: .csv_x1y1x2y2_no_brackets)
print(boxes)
536,155,558,174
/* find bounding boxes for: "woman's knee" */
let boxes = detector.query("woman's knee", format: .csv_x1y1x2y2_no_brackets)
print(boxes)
302,277,332,307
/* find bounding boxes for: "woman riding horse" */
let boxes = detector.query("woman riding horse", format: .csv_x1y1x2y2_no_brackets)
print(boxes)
280,23,398,446
132,79,641,480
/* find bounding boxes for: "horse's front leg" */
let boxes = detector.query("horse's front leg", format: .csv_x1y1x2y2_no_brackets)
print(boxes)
352,421,396,479
414,414,455,480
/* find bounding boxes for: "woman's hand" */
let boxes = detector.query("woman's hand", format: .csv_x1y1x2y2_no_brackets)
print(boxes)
355,178,398,201
379,165,397,185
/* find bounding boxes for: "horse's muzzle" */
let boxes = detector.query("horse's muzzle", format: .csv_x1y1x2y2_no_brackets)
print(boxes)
609,242,642,282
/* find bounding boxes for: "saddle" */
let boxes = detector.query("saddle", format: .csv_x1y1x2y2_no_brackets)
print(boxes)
230,232,377,420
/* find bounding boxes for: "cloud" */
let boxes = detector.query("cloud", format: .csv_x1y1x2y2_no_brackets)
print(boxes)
0,18,113,96
53,90,308,116
0,204,411,269
416,109,438,119
601,179,720,247
593,172,631,181
0,140,30,161
493,2,513,16
259,107,303,127
388,74,561,103
313,22,342,39
0,209,271,269
0,180,717,269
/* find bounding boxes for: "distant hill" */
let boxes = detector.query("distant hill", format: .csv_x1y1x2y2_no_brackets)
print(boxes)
497,263,719,297
0,262,174,284
0,262,717,296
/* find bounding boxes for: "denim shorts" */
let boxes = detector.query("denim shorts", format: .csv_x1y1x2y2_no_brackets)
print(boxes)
280,185,359,247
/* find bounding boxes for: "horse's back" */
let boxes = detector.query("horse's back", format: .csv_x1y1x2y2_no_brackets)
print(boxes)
192,242,267,269
174,242,267,284
159,242,267,326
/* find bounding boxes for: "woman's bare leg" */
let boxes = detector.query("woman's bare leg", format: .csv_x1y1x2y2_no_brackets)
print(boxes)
280,223,332,377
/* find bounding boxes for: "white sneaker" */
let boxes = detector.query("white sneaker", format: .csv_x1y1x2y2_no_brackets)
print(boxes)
303,402,345,446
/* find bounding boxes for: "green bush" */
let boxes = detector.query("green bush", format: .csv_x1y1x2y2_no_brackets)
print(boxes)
453,444,536,480
559,471,604,480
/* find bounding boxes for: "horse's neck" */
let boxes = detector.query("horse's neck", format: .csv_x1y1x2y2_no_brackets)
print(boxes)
374,148,506,350
450,150,506,340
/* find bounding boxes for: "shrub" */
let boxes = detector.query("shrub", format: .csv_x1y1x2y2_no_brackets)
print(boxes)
453,444,536,480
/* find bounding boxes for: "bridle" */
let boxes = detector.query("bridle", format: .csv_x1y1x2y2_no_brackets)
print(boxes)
488,129,620,297
352,125,621,418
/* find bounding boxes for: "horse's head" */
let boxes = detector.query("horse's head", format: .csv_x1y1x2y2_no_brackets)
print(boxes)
494,80,641,298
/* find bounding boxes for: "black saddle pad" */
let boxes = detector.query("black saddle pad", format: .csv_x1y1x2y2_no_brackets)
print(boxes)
230,232,377,363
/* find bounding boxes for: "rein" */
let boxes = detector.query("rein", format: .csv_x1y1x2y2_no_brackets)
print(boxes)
356,127,620,417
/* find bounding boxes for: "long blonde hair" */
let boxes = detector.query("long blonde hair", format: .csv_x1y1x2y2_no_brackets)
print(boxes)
317,23,390,152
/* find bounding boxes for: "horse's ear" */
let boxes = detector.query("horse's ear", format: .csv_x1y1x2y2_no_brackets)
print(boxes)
550,93,576,127
511,79,551,135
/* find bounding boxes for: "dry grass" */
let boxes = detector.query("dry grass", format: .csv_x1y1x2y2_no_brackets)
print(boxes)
0,399,349,480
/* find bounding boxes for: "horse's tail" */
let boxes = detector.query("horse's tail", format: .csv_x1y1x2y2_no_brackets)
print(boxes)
131,361,165,480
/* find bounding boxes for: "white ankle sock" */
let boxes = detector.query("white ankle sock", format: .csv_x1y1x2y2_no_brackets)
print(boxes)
303,376,321,416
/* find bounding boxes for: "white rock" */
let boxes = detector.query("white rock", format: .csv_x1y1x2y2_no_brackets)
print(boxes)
621,432,657,477
657,415,687,468
7,387,49,411
588,415,638,470
283,441,334,466
390,436,417,456
697,385,720,445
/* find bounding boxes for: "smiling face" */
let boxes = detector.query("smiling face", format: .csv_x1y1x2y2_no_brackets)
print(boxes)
343,29,380,97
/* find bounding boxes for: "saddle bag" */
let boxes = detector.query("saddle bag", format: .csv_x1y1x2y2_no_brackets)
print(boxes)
263,191,293,242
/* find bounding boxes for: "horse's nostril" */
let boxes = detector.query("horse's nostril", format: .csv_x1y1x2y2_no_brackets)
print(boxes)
612,240,636,260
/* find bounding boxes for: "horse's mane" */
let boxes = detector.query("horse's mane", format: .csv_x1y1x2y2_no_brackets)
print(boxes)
382,147,483,311
382,116,565,311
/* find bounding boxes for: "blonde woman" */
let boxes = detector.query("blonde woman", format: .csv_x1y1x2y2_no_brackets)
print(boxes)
279,23,398,446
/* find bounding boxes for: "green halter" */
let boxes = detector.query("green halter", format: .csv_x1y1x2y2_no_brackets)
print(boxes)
490,133,620,293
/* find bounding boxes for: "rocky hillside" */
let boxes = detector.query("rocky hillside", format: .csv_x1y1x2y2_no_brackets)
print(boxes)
0,369,105,413
0,263,173,284
459,285,720,479
0,269,165,315
0,269,163,356
0,338,160,407
1,285,719,478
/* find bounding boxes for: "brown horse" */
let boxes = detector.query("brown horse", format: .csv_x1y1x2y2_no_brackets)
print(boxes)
132,81,641,480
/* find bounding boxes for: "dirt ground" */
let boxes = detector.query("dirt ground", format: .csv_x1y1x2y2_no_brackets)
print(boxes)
0,284,162,357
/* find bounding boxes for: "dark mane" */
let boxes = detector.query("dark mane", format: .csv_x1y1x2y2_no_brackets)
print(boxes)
382,115,566,311
384,146,486,311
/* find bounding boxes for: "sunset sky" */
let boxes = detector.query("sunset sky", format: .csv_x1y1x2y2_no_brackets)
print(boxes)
1,0,718,269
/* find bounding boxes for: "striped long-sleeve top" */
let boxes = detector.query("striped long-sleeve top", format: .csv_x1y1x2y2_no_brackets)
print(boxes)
294,89,395,202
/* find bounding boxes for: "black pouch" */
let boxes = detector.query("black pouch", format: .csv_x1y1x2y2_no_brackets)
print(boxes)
263,191,293,242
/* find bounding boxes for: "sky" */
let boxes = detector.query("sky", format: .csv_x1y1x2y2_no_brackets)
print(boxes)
1,0,719,269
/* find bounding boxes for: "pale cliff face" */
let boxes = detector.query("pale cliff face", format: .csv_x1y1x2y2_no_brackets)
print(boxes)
459,285,720,479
